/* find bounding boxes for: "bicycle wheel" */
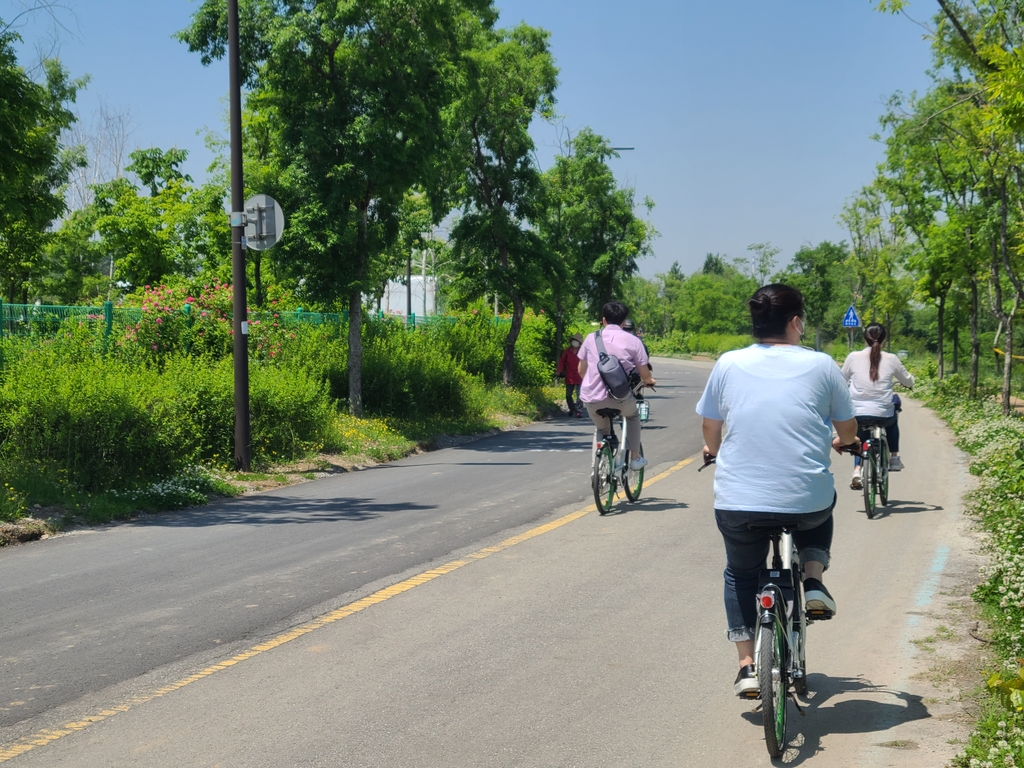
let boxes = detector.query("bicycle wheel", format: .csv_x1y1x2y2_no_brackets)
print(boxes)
593,444,615,515
879,440,890,507
624,444,644,501
862,448,876,517
758,615,788,758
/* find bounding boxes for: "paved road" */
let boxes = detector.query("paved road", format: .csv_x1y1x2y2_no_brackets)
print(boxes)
0,358,977,766
0,359,709,733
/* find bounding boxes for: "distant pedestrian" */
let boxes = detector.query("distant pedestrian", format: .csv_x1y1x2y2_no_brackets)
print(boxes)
557,333,584,416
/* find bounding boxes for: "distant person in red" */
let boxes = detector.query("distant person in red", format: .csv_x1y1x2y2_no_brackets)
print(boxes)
556,333,585,417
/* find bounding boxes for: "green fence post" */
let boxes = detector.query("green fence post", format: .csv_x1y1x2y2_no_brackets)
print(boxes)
183,302,192,353
103,301,113,350
408,312,415,329
0,297,3,338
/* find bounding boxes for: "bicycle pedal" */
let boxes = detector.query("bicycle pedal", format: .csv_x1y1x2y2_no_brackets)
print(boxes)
739,690,760,700
806,609,833,621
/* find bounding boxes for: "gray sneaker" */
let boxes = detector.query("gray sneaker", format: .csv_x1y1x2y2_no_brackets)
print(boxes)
889,456,905,472
734,664,759,698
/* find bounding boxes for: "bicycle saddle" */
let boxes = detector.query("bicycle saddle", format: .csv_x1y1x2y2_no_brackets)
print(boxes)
596,408,621,417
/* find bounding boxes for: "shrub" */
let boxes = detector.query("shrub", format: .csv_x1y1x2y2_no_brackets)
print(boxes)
646,331,751,358
0,355,181,492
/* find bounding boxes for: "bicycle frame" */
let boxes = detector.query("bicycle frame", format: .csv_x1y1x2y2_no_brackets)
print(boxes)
753,530,806,696
860,424,889,515
593,415,630,475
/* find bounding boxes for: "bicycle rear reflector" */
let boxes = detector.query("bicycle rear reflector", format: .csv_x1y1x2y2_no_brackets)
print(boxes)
759,593,775,610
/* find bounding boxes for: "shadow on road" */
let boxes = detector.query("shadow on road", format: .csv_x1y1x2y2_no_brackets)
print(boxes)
133,495,439,528
740,674,930,765
873,500,944,518
628,496,689,513
455,428,593,454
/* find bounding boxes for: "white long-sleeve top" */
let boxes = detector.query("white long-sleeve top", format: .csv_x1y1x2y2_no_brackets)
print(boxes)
841,347,915,418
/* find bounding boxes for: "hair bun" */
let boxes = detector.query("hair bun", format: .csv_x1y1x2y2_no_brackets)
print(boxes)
749,294,770,311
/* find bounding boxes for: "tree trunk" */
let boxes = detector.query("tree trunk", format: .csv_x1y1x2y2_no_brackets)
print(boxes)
937,293,945,380
502,290,525,386
970,277,979,398
406,251,412,318
995,320,1004,377
814,326,822,351
1002,312,1014,415
348,203,369,417
554,293,564,366
951,323,959,375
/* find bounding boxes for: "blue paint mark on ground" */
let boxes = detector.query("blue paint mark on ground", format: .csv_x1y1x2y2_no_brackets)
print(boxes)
907,545,950,627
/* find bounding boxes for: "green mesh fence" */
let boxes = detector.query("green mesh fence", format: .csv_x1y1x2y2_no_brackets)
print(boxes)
0,300,505,341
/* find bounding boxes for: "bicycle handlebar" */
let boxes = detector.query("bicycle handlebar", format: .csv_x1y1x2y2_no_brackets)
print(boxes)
700,442,862,472
837,441,863,457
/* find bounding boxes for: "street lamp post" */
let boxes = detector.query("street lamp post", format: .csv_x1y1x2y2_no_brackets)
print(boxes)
228,0,251,471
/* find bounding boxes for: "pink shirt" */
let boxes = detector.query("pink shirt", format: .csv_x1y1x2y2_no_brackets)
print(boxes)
578,324,650,402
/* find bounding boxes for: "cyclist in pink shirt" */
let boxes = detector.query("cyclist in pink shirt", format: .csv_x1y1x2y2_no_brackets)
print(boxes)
577,302,656,471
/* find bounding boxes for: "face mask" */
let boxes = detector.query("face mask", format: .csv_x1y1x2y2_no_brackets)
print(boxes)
571,341,580,348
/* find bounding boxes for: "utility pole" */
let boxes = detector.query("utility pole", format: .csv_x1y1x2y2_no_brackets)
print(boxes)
228,0,251,471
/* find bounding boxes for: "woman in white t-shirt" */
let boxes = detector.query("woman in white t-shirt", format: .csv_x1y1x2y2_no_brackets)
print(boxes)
696,284,860,697
841,323,914,488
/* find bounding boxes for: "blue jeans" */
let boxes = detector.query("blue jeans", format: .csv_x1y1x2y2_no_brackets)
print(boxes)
715,495,836,643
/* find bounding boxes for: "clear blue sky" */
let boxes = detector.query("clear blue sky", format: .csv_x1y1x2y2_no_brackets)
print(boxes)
10,0,935,277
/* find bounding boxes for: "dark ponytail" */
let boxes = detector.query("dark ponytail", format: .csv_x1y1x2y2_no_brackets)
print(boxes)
748,284,805,340
863,323,887,382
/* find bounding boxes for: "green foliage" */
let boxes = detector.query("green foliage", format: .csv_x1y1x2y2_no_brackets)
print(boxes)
912,376,1024,767
0,38,85,303
673,271,755,335
646,331,751,358
538,128,657,320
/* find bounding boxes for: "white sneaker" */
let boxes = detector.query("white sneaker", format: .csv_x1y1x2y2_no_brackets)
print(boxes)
850,467,862,490
629,456,648,471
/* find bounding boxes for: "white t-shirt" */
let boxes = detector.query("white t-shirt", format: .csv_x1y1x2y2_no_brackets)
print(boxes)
841,348,915,418
696,345,856,514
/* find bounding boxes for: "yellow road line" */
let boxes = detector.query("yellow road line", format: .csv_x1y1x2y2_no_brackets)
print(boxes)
0,452,700,762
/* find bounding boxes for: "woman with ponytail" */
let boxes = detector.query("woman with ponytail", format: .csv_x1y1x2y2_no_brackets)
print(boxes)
841,323,915,488
697,284,860,697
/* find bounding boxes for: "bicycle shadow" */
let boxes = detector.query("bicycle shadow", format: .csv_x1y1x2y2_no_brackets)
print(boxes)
739,674,930,765
604,496,688,515
871,500,943,518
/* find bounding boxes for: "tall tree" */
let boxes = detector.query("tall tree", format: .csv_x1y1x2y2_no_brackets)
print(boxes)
181,0,496,414
781,241,848,351
0,27,84,303
539,127,656,352
446,23,558,385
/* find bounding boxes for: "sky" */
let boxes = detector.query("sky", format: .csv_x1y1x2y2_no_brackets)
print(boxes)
9,0,937,277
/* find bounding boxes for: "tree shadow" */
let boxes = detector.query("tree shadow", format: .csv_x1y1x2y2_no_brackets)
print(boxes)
738,674,930,765
455,428,593,454
131,495,438,528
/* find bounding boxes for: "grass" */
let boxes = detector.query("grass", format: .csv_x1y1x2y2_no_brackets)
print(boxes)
0,382,564,534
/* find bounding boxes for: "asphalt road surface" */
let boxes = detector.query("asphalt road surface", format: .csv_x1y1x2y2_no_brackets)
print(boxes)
0,358,977,766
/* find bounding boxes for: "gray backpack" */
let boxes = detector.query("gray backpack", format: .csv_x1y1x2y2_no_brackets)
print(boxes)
594,329,632,399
